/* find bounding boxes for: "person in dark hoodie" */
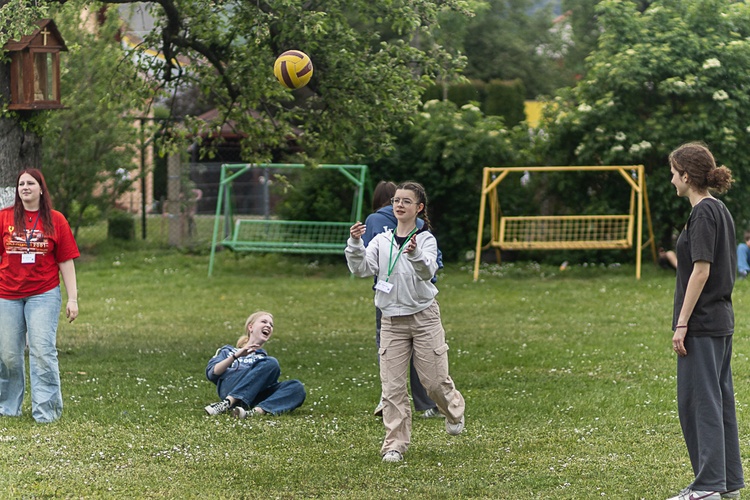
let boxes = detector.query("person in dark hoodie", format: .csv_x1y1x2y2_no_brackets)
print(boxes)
362,181,443,419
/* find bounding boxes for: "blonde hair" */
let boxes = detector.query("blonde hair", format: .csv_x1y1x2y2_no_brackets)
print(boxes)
236,311,273,348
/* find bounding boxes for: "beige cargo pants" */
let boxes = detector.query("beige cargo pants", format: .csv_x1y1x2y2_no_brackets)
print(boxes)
379,300,465,456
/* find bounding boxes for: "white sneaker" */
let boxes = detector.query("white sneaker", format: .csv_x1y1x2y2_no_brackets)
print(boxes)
666,488,720,500
422,407,443,419
721,491,740,500
445,415,465,435
204,399,231,416
231,407,250,419
232,407,264,419
382,450,403,462
373,400,384,417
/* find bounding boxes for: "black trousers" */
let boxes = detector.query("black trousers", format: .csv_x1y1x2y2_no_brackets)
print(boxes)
677,335,744,492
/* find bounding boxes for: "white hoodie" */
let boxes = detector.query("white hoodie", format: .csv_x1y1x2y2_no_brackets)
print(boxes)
346,228,439,317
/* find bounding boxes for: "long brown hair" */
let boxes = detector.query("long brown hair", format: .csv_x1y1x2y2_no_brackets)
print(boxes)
668,142,734,194
372,181,397,212
14,169,54,235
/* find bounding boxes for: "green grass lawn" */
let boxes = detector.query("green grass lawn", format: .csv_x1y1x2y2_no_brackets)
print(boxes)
2,248,749,498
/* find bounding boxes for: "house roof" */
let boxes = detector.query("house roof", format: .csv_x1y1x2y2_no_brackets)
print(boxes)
194,108,302,140
195,108,252,140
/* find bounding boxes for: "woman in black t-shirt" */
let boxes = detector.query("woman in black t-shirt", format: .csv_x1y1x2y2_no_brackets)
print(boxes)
666,143,744,500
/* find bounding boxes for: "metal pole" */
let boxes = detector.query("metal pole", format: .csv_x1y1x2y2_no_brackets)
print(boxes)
263,166,270,220
140,118,147,239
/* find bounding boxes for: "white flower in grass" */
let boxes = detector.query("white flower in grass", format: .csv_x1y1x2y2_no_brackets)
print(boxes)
713,90,729,101
611,145,624,153
423,99,440,109
615,131,627,142
703,58,721,69
578,103,592,113
575,143,585,156
745,125,750,133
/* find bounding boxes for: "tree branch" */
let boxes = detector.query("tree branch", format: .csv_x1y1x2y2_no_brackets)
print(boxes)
104,0,239,100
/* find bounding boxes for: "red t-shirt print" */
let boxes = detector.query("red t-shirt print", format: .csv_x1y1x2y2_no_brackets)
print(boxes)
0,207,80,299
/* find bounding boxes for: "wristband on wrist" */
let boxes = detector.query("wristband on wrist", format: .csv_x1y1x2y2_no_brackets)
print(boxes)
675,325,688,329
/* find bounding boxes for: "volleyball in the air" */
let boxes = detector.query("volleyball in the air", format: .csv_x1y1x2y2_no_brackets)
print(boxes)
273,50,313,89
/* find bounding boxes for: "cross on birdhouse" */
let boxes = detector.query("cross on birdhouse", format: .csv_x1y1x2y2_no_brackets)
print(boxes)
40,28,50,46
3,19,68,110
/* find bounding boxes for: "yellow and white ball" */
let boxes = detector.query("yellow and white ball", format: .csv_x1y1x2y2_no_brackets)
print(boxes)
273,50,314,89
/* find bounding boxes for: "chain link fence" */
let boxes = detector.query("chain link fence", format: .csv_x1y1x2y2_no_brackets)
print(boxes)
73,162,266,250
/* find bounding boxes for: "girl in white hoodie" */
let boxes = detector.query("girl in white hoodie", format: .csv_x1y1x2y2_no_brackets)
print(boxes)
346,181,465,463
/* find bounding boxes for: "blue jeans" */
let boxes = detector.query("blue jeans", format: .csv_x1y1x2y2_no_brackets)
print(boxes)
0,287,63,423
217,356,305,416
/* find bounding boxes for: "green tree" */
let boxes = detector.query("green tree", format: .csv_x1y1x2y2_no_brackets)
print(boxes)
0,0,57,187
560,0,601,80
111,0,472,163
539,0,750,245
457,0,576,98
42,1,145,234
0,0,472,186
369,100,534,260
560,0,655,82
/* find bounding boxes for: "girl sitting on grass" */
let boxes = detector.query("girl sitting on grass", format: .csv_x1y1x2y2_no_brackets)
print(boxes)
204,311,306,418
346,181,466,463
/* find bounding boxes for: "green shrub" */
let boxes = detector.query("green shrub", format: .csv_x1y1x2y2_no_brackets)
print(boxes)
369,100,534,261
273,168,357,222
446,80,485,107
68,201,102,228
421,79,526,126
483,79,526,125
107,210,135,240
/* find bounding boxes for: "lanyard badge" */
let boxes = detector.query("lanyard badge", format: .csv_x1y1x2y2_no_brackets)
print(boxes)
375,227,418,294
21,214,40,264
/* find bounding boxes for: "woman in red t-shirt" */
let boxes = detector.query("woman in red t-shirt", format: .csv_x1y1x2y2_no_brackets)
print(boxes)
0,168,79,423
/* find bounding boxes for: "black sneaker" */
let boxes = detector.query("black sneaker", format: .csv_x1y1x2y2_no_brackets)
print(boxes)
204,399,232,415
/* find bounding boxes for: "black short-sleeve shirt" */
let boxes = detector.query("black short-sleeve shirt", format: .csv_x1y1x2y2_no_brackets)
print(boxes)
673,198,736,336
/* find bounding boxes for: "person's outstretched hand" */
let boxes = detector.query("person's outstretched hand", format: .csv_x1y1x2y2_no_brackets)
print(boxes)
350,222,366,240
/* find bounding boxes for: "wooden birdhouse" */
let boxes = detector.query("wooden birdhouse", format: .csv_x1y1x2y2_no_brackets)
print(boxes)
3,19,67,110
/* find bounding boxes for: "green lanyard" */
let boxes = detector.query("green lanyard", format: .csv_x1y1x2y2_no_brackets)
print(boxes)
385,227,418,282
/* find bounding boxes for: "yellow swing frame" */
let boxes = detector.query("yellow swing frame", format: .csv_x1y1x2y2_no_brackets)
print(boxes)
473,165,657,280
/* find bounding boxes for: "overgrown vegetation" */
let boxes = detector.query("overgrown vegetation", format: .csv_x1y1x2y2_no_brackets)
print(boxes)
42,0,146,234
539,0,750,245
